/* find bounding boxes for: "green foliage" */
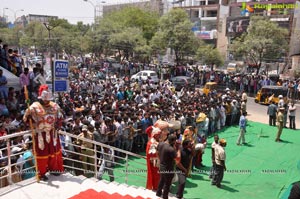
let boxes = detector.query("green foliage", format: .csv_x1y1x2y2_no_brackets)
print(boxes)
97,6,159,42
150,9,200,65
230,16,288,74
0,21,7,29
109,27,147,61
20,22,48,53
0,28,14,44
197,44,224,68
95,6,159,61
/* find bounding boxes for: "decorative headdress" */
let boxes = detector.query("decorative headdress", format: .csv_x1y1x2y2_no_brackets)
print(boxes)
38,84,53,101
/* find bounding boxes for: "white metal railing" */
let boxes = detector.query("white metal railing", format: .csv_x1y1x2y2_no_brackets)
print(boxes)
0,130,148,190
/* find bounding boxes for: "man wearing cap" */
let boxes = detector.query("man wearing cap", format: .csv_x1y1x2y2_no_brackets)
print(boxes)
212,138,226,188
76,125,94,174
23,84,64,181
275,107,284,142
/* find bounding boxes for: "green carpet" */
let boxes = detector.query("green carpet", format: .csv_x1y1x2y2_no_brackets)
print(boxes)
101,121,300,199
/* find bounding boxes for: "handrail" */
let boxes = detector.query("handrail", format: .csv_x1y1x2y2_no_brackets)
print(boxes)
0,129,148,189
0,130,31,140
58,130,146,160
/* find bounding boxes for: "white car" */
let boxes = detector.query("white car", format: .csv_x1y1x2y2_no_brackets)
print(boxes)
130,70,159,83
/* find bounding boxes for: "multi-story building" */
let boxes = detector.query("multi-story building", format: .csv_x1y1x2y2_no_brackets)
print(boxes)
173,0,221,46
174,0,300,72
226,0,300,72
102,0,300,71
102,0,164,16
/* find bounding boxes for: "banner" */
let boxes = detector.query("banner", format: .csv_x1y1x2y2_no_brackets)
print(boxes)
226,16,250,37
194,30,217,40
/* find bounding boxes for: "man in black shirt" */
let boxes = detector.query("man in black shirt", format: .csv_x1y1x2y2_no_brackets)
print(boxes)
175,139,194,199
156,134,179,199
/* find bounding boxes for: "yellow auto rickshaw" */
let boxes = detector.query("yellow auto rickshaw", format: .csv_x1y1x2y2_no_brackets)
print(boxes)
201,82,217,96
255,86,288,105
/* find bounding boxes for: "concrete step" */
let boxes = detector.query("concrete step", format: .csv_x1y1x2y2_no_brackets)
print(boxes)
0,172,178,199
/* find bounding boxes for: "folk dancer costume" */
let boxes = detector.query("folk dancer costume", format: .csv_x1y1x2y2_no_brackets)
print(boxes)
146,126,161,190
154,120,174,142
23,85,64,180
146,120,175,190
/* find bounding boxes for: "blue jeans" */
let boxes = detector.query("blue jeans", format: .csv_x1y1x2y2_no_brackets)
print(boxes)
0,87,8,99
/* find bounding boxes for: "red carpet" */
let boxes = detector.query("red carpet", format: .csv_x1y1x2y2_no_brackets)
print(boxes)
68,189,154,199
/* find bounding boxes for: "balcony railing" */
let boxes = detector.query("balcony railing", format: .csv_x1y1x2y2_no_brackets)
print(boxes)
0,130,147,190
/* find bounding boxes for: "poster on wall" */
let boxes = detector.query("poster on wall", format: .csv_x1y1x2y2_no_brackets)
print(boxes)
226,16,250,37
226,16,290,37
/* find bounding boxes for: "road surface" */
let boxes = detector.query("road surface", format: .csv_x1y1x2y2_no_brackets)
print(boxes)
247,97,300,127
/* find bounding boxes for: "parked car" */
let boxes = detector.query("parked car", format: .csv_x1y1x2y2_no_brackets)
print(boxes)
131,70,159,83
170,76,195,91
29,56,45,65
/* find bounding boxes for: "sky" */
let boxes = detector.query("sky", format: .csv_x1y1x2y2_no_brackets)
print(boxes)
1,0,150,25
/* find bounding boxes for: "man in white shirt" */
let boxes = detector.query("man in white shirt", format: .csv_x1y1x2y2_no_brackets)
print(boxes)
209,135,219,179
289,102,296,130
241,91,247,103
278,95,284,108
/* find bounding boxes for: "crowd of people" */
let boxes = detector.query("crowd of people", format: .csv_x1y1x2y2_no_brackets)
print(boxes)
0,40,299,198
0,66,248,198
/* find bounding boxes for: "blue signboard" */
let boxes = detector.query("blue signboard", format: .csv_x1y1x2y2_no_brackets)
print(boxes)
54,80,68,92
54,60,69,78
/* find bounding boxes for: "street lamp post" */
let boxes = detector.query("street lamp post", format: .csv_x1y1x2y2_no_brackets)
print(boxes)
14,9,24,21
83,0,106,25
83,0,96,24
3,8,6,18
43,23,56,94
4,8,24,22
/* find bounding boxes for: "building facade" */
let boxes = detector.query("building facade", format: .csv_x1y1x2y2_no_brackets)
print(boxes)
175,0,300,72
102,0,164,16
173,0,221,46
226,0,300,72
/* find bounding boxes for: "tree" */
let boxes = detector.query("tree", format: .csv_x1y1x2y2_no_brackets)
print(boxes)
20,22,49,55
95,6,159,61
150,9,199,65
196,44,224,70
109,27,146,61
230,16,289,75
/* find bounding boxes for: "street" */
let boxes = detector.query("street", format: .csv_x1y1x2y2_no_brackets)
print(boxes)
247,97,300,127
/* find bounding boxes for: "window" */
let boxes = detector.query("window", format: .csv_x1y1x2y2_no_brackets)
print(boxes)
206,10,218,17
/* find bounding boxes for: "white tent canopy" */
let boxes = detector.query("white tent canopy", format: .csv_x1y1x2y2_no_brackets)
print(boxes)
0,66,21,91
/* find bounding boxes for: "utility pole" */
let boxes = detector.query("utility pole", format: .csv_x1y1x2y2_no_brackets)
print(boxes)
43,23,56,94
